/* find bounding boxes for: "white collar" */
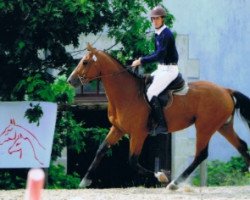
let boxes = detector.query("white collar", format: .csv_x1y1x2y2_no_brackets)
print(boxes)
155,25,167,35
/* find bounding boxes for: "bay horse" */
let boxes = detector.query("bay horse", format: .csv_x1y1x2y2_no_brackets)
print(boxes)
67,44,250,190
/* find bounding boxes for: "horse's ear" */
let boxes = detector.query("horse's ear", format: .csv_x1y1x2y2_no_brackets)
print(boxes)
87,43,97,53
10,119,16,125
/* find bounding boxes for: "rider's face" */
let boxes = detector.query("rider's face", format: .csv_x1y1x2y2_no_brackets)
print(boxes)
151,16,164,29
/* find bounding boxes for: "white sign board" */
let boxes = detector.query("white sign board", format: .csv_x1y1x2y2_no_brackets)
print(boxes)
0,102,57,168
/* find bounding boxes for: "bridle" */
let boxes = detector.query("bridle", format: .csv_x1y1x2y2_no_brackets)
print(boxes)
78,69,128,85
76,52,134,85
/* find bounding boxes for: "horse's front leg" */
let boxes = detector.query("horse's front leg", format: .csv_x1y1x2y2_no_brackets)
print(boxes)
129,133,169,183
79,126,124,188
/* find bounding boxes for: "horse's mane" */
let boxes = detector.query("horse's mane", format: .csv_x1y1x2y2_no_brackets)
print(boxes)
101,51,144,80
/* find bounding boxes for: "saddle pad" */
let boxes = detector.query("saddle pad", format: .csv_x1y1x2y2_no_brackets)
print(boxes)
159,82,189,107
173,82,189,96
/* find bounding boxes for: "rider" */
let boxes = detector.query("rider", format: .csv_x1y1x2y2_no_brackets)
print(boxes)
132,5,179,135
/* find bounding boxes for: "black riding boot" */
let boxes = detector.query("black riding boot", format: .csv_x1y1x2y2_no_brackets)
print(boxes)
149,96,168,135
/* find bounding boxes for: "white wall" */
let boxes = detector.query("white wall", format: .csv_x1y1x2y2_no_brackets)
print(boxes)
165,0,250,161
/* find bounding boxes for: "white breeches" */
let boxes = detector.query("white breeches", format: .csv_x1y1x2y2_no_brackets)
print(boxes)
147,64,179,101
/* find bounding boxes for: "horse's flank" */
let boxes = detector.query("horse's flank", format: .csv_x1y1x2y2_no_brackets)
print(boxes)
166,81,234,132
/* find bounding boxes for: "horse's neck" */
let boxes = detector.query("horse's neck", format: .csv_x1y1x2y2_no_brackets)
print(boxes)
99,53,141,103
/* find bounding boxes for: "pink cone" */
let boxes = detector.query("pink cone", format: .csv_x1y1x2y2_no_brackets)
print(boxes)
25,168,45,200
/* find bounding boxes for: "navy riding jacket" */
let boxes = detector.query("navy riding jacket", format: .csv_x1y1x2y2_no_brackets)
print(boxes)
141,26,178,65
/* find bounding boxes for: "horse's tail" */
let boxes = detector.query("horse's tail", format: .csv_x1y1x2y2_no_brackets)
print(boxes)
233,90,250,128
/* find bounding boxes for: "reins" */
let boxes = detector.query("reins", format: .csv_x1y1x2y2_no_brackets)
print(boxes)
78,68,128,85
78,64,141,85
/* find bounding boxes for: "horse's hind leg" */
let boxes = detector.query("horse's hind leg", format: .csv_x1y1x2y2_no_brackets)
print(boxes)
129,133,154,176
129,131,169,183
79,126,124,188
168,128,212,190
218,121,250,171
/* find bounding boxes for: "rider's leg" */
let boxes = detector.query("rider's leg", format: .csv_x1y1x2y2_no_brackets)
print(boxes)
147,65,178,135
147,65,179,102
149,96,167,134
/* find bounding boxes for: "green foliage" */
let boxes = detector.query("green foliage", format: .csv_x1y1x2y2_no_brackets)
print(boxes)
0,171,26,189
51,75,75,103
0,0,174,189
79,127,112,156
52,111,86,161
48,164,81,189
0,164,81,189
24,103,43,126
52,110,110,161
193,156,250,186
0,0,173,99
13,74,75,103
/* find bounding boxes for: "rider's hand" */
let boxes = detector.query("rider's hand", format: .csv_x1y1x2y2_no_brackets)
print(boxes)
132,58,141,67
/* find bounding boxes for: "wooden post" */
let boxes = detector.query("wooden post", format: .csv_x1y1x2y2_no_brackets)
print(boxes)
200,159,207,186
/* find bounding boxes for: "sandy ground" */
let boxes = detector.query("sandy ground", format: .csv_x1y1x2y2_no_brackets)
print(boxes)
0,186,250,200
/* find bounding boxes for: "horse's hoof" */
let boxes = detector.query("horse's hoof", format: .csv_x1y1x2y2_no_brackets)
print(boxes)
79,177,92,188
167,181,179,190
154,171,169,183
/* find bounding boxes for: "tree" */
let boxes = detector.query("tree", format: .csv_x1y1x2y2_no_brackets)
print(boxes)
0,0,176,188
0,0,174,100
0,0,175,162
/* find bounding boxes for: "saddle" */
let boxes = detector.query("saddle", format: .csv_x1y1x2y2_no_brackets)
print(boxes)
144,73,186,107
125,66,187,106
125,67,187,134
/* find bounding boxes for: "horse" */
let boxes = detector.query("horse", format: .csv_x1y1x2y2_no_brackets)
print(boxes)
67,44,250,190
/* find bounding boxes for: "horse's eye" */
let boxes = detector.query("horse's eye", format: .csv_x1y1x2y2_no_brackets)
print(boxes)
83,60,88,66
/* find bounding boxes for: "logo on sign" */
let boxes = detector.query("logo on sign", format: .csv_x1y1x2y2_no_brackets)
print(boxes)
0,119,46,165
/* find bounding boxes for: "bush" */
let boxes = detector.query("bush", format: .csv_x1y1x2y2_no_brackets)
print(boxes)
1,74,110,189
0,164,81,190
193,156,250,186
47,163,81,189
0,170,26,189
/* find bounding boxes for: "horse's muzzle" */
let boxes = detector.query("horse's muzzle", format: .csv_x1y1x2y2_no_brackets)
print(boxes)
67,76,81,88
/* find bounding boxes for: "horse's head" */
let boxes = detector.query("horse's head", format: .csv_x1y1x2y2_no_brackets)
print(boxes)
0,119,17,145
67,43,101,88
